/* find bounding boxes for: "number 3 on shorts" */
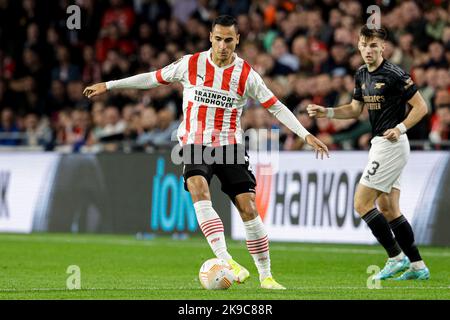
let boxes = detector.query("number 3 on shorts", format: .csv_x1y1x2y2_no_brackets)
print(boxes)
367,161,380,176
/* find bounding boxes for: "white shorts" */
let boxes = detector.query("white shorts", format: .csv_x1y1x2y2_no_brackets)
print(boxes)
359,134,410,193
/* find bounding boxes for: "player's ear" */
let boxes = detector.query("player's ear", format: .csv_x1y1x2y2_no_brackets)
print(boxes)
210,32,213,43
236,34,240,45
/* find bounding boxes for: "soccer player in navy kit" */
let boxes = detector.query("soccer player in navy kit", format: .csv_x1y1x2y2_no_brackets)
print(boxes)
308,25,430,280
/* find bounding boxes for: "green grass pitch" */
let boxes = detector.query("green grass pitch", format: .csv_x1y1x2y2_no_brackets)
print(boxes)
0,233,449,300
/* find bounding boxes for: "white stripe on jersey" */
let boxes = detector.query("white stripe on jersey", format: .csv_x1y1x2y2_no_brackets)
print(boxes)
157,49,278,147
106,49,311,144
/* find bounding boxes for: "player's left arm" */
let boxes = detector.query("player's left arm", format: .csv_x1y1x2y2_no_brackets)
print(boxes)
383,76,428,142
245,70,329,159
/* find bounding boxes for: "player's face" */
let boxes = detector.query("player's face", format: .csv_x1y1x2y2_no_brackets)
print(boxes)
358,36,385,66
210,24,240,64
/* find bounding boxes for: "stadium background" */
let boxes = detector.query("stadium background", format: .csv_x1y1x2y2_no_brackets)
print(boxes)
0,0,449,300
0,0,449,152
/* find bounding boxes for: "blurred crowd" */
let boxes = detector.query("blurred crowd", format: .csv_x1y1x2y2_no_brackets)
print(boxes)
0,0,449,152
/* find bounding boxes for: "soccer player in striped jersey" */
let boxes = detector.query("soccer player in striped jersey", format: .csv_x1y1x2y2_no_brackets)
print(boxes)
308,26,430,280
84,15,329,290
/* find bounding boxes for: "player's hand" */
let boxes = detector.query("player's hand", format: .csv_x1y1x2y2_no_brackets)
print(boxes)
306,104,327,118
83,83,107,99
305,134,330,159
383,128,400,142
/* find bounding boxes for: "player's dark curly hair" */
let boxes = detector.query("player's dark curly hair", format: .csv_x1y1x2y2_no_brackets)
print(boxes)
360,25,388,40
212,15,238,32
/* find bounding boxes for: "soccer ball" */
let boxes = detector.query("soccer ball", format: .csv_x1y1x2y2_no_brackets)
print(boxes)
199,258,235,290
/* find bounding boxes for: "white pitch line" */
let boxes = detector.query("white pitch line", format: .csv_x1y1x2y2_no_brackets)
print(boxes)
2,234,450,257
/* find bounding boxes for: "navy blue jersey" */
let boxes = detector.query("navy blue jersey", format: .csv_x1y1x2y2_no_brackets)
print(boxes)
353,59,418,136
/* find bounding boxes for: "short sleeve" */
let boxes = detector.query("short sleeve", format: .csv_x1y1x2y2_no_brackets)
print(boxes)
394,72,418,101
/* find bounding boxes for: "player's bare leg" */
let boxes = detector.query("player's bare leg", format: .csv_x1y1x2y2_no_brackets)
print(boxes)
187,176,236,275
377,188,429,280
235,192,285,290
354,184,407,279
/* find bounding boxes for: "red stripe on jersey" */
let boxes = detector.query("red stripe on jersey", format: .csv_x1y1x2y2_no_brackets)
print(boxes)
182,101,193,144
261,96,278,109
204,59,215,87
228,109,238,144
221,65,235,91
237,61,251,96
212,108,225,147
188,53,200,85
156,69,169,85
194,105,208,144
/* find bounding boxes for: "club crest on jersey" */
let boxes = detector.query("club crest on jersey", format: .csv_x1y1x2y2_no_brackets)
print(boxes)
230,76,239,88
374,82,385,89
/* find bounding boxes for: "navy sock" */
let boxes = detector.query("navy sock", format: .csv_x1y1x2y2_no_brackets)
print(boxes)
389,215,422,262
362,208,402,258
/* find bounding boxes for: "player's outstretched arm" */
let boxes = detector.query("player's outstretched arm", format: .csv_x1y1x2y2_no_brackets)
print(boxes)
84,56,187,100
83,72,154,99
83,82,107,99
383,91,428,141
266,102,329,159
307,100,363,119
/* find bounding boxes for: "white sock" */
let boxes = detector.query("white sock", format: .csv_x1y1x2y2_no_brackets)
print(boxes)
194,200,232,261
392,252,405,261
411,260,426,270
243,216,271,281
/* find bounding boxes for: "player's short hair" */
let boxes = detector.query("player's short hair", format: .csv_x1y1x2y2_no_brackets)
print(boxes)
359,25,388,41
212,15,238,33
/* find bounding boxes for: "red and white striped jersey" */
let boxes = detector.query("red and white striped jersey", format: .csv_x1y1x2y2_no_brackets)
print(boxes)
148,49,278,147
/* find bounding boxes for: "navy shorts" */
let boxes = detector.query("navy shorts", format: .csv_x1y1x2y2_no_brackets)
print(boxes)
181,144,257,202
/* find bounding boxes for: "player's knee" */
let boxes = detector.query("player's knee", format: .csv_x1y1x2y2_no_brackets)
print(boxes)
236,201,258,221
377,201,389,213
186,178,210,201
379,208,400,222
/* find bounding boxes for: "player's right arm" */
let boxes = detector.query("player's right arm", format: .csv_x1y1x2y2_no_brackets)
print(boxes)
307,67,364,120
306,99,364,119
83,56,188,99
